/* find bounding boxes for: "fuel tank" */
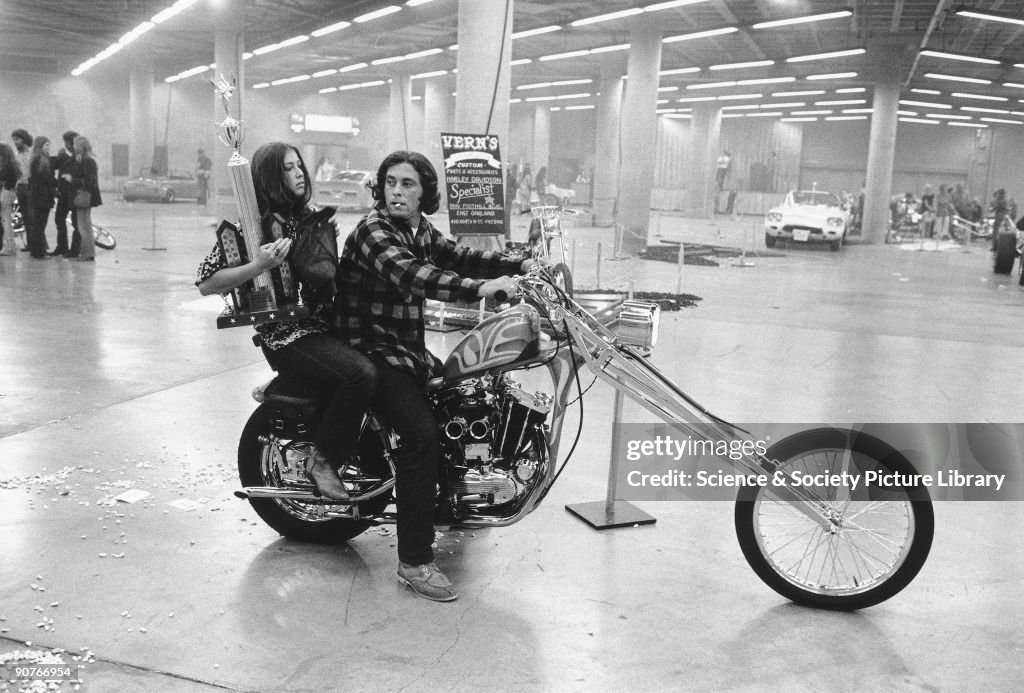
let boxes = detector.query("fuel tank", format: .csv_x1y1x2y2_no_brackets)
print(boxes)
443,304,542,381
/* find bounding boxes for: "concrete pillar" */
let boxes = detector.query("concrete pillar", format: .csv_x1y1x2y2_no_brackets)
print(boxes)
388,73,414,152
454,0,512,144
423,76,453,208
687,104,722,217
454,0,513,244
593,72,623,227
128,53,154,179
616,18,662,254
862,38,917,244
211,0,245,217
531,105,550,191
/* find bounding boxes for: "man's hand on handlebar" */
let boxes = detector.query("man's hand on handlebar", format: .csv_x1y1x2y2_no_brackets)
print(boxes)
478,276,519,301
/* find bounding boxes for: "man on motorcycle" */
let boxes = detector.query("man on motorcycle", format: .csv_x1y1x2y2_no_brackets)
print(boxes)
334,150,539,601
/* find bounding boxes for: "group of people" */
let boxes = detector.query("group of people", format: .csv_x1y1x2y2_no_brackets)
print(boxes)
196,144,538,602
891,183,1017,241
0,128,102,260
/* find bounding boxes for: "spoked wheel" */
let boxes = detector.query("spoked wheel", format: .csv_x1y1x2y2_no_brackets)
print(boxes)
237,404,396,544
549,262,574,297
734,428,934,610
93,225,116,250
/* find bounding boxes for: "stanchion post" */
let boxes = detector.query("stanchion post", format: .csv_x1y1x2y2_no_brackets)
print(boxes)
565,388,657,530
143,209,167,251
596,242,602,288
675,242,685,295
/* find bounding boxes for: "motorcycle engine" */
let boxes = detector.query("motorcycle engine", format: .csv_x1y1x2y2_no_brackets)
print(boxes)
434,376,551,512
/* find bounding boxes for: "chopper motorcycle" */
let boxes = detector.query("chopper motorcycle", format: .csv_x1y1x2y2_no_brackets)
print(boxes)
235,270,934,611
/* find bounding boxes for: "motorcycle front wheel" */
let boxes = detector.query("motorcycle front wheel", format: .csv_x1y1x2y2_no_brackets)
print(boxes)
238,404,395,544
734,428,934,610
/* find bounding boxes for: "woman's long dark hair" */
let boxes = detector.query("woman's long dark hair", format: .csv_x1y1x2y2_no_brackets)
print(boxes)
250,142,311,215
371,150,441,216
30,136,52,177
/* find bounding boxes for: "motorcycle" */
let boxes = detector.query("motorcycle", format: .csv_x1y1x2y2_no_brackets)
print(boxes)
234,271,934,611
11,200,117,251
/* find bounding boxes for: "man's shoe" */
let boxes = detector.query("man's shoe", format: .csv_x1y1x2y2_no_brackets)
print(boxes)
47,249,67,256
397,562,458,602
62,252,79,258
305,455,350,500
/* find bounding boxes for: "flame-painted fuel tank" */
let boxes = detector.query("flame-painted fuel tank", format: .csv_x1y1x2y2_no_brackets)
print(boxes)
443,304,542,381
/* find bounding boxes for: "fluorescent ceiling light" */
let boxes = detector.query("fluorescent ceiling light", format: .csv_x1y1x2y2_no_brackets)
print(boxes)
664,27,738,42
571,8,643,26
919,50,999,65
721,104,759,110
686,81,737,90
1005,83,1024,89
952,92,1008,101
119,22,154,46
512,25,561,39
565,105,596,110
660,67,701,75
899,99,951,109
910,88,941,94
827,115,868,121
781,117,818,122
842,108,874,114
926,113,971,119
312,69,338,78
677,96,716,102
948,122,987,128
771,90,825,96
791,110,833,115
645,0,709,9
710,60,774,70
405,48,443,59
540,50,591,61
897,110,918,116
338,62,368,72
406,0,435,6
788,48,865,63
746,112,783,117
152,0,199,24
525,95,558,102
816,99,866,106
752,10,852,29
955,9,1024,26
980,117,1023,124
511,58,532,66
806,72,858,80
737,77,795,86
658,86,679,92
276,35,309,49
925,73,991,84
411,70,448,79
354,6,401,23
312,21,351,37
769,102,807,108
590,44,630,54
716,93,762,100
960,106,1010,114
899,117,939,124
835,87,866,93
372,56,406,65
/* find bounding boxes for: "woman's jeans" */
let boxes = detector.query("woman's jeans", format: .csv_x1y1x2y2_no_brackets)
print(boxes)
269,333,377,468
368,358,441,566
0,189,14,253
77,206,95,259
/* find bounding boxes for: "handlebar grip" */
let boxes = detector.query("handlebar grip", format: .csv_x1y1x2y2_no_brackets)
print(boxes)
493,289,508,302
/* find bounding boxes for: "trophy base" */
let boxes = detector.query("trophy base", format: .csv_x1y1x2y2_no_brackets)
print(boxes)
217,304,311,329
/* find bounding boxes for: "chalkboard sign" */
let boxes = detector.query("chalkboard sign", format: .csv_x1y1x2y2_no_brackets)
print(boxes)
440,133,505,236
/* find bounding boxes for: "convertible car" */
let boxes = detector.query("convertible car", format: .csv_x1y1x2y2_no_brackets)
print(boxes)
314,170,374,211
764,190,850,251
122,168,201,202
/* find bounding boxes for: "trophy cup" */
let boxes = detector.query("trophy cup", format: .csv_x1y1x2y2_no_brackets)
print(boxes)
211,75,308,328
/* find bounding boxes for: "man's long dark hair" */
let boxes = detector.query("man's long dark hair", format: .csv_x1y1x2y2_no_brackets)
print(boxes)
371,150,441,216
250,142,311,215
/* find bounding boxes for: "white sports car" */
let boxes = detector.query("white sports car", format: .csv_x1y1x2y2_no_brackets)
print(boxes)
764,190,850,251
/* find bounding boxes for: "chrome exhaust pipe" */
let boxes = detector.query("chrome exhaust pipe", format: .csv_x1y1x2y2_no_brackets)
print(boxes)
235,487,326,501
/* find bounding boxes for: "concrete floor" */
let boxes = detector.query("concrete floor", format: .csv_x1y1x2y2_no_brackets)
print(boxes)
1,200,1022,692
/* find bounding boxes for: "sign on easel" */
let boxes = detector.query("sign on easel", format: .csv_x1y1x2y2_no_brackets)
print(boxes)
440,133,505,241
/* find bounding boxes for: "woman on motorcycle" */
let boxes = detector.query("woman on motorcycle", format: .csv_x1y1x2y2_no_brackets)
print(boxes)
196,142,375,500
334,151,535,601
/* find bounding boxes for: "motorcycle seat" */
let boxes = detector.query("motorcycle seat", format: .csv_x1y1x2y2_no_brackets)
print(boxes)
260,375,331,407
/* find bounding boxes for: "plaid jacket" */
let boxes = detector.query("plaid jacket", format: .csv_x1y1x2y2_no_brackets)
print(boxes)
334,206,523,383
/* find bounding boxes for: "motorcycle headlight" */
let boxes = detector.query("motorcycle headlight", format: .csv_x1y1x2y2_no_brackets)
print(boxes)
827,217,844,226
766,212,783,222
615,300,660,352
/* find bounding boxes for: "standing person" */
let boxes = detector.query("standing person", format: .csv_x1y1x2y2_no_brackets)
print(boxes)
27,136,57,259
11,129,34,250
534,166,547,200
0,143,19,256
716,150,732,192
334,150,540,602
195,142,376,498
70,136,102,262
196,148,213,205
935,184,954,240
50,130,79,257
918,184,935,238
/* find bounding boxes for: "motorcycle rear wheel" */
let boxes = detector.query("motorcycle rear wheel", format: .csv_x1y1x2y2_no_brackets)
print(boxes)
734,428,934,610
238,404,394,544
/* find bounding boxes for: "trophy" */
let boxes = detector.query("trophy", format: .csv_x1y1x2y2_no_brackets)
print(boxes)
211,75,308,328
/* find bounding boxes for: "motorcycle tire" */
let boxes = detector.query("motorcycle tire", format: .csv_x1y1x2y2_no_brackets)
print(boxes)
994,231,1016,275
237,404,394,544
549,262,574,297
94,225,116,250
734,428,934,611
